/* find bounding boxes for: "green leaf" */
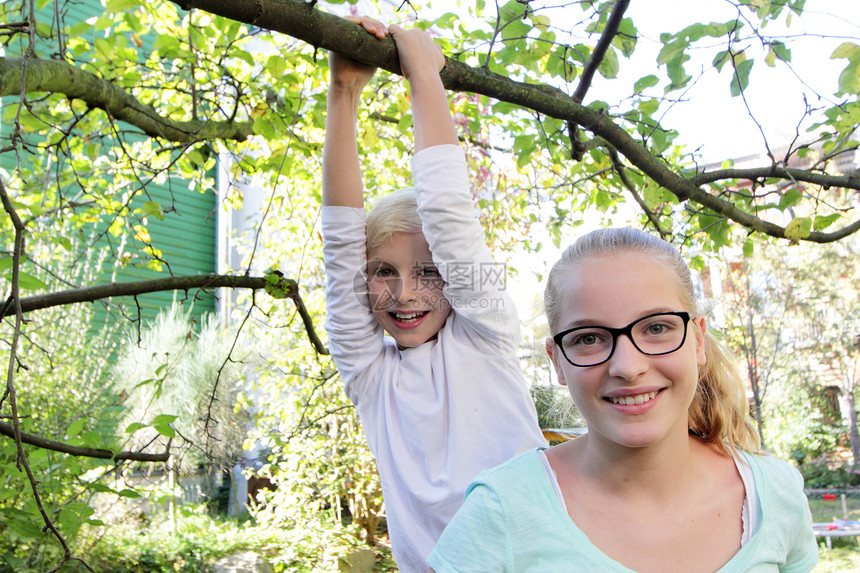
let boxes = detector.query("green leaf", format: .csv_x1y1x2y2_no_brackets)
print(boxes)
657,39,687,66
152,414,178,425
7,272,48,291
263,268,295,299
117,489,142,499
765,48,776,67
613,18,638,58
742,239,754,258
633,75,659,94
689,255,705,272
643,183,672,208
66,419,85,438
712,50,730,72
501,18,530,40
253,116,277,140
831,42,860,60
266,55,287,78
498,0,526,23
813,214,841,231
778,188,803,210
531,14,551,32
784,217,812,241
142,201,165,221
125,422,147,433
154,424,175,438
835,55,860,96
638,98,659,116
9,515,43,540
93,37,114,61
771,41,791,62
597,46,619,79
730,59,755,97
105,0,142,11
88,483,114,493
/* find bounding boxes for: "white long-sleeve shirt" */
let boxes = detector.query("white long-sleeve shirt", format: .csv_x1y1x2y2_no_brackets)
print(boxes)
322,144,547,572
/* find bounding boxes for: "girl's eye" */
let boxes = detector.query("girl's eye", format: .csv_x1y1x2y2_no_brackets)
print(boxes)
421,267,441,277
371,267,394,278
569,330,608,347
646,323,667,335
639,320,678,338
577,334,599,346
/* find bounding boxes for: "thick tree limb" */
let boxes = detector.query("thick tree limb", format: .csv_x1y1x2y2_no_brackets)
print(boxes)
0,273,329,355
173,0,858,243
0,57,254,143
0,420,170,462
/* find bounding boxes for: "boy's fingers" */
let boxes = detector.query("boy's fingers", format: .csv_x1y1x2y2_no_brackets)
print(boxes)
345,14,388,39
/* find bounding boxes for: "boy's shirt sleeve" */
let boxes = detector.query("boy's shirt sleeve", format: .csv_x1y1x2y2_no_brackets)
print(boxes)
321,206,385,402
413,144,521,353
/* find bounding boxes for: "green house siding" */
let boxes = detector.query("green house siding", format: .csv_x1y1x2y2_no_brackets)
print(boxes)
1,0,218,333
86,181,219,334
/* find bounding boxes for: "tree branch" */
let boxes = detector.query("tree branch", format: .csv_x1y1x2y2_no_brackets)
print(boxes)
0,420,170,462
0,57,253,143
173,0,859,243
573,0,630,104
606,146,668,238
688,165,860,190
1,273,329,355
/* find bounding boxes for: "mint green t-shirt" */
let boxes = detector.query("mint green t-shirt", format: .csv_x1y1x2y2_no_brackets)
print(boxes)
428,448,818,572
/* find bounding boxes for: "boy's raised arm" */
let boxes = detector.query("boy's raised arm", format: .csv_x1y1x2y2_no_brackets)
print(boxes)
388,24,457,152
322,16,387,208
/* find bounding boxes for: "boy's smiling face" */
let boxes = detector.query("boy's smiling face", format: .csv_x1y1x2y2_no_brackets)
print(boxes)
366,231,451,349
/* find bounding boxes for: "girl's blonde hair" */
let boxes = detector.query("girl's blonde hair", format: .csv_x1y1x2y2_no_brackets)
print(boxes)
365,188,423,250
544,228,761,454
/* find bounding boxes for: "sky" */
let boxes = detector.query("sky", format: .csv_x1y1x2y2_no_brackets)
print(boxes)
409,0,859,162
613,0,859,162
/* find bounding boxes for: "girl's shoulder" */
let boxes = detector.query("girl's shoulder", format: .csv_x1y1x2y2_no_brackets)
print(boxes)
742,450,808,502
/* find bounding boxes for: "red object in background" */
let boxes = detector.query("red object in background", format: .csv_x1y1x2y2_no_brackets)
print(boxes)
822,493,838,501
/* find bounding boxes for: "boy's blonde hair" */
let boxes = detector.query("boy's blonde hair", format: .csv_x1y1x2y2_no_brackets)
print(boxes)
544,227,761,454
366,188,423,250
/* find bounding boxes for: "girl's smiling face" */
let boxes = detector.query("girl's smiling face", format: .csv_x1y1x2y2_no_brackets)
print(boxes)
546,252,706,451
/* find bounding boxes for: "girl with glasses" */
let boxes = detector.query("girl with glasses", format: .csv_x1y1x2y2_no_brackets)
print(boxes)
427,228,818,573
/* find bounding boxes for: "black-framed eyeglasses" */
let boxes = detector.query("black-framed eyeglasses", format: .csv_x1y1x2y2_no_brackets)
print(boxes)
552,311,692,367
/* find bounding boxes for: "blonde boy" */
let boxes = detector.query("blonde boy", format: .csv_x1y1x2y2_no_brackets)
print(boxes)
320,17,546,572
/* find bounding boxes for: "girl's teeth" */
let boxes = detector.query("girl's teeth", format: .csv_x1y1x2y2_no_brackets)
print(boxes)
609,391,658,406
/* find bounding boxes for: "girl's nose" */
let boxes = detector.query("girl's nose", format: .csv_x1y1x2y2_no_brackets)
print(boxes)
606,334,649,381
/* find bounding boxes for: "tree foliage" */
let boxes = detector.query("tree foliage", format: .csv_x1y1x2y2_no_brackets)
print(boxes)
719,234,860,462
1,0,859,570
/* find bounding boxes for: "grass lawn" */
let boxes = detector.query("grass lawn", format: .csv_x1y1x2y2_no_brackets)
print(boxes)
808,491,860,571
813,542,860,572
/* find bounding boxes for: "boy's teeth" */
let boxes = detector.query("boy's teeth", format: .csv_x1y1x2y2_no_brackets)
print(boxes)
608,391,658,406
393,311,425,321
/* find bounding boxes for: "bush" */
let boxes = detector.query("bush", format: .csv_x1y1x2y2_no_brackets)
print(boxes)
799,462,860,489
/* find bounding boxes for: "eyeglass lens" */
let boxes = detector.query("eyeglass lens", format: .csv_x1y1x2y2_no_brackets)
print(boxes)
559,313,688,367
